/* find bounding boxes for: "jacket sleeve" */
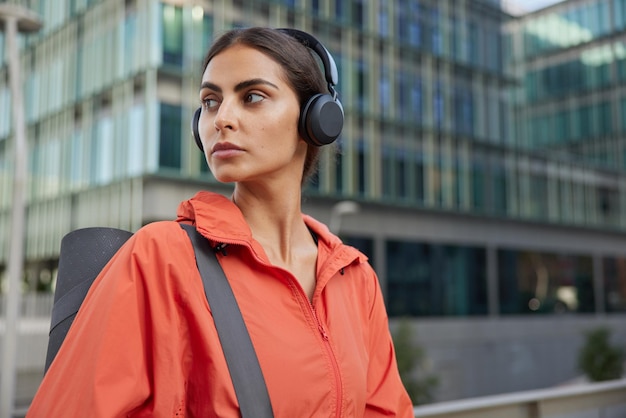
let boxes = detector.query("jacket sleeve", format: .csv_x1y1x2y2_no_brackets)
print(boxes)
364,268,414,417
27,222,199,418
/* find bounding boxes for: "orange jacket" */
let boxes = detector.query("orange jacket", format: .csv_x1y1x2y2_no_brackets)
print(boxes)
28,191,413,417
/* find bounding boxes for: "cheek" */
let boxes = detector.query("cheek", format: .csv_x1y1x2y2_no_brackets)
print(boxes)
280,110,301,141
262,113,299,143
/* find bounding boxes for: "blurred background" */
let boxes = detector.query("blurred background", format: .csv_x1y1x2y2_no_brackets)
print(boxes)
1,0,626,416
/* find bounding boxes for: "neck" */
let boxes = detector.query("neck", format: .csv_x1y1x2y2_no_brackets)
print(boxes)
232,182,311,263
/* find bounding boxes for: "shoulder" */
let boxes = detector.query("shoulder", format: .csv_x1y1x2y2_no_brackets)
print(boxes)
133,220,199,244
98,221,200,297
136,220,186,237
120,221,196,262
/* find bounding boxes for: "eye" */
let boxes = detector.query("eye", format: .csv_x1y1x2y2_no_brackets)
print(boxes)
202,97,219,110
244,93,264,104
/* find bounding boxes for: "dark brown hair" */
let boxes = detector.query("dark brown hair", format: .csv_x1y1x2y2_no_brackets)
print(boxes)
201,27,327,183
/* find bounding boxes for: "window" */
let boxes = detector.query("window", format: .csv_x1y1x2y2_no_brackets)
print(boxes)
397,157,407,199
603,256,626,312
580,104,593,139
597,186,618,224
382,146,395,198
352,0,364,28
471,152,485,211
408,3,422,47
621,98,626,132
162,4,183,67
413,150,425,203
555,110,570,143
124,9,138,75
411,76,423,123
356,61,367,111
379,67,390,116
433,83,444,128
378,1,388,36
396,0,409,41
69,130,85,190
127,104,145,177
194,13,214,62
357,141,367,195
469,22,479,66
492,158,508,216
335,0,345,22
454,86,473,136
383,144,408,200
312,0,320,16
528,173,548,219
431,8,441,55
386,240,488,317
598,102,613,136
525,72,537,101
92,116,114,185
159,103,182,170
397,72,408,120
615,0,626,30
499,250,595,314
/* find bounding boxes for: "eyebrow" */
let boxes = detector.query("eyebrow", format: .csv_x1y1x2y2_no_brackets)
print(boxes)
200,78,279,93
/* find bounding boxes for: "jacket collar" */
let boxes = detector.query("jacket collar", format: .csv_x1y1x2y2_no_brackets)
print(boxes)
175,191,366,267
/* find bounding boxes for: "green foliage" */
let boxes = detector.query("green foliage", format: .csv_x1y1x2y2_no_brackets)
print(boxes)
392,318,438,405
578,327,624,382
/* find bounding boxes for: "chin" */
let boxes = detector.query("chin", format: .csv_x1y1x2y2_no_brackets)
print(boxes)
209,166,240,183
214,175,238,184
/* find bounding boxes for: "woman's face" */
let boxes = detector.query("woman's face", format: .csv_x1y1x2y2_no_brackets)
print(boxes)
198,44,306,185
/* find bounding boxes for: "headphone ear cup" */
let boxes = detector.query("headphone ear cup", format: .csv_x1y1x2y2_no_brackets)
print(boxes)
299,94,344,146
191,107,204,152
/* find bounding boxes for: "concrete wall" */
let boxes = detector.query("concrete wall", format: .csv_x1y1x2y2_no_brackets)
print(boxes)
0,318,48,410
400,315,626,402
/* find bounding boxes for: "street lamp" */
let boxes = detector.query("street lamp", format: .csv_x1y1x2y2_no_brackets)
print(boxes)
0,4,42,418
329,200,360,235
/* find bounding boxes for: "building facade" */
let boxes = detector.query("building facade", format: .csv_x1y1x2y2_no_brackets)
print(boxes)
1,0,626,406
505,0,626,314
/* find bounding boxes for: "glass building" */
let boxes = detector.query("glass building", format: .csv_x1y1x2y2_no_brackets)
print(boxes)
1,0,626,404
505,0,626,314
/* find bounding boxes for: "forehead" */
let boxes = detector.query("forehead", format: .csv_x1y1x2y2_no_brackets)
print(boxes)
201,44,287,85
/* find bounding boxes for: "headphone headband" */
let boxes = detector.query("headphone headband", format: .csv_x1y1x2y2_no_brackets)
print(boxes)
276,28,339,89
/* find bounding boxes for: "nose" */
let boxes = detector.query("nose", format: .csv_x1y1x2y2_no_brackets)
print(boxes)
214,99,237,131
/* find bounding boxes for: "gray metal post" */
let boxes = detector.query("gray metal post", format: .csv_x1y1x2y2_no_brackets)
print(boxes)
0,5,41,418
329,200,360,235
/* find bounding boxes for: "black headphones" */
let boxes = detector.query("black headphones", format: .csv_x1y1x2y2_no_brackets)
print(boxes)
191,28,344,150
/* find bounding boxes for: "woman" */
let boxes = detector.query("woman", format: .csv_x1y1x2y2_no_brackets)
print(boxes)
28,27,413,417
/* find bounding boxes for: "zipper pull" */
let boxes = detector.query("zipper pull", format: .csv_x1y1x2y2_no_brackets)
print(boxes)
318,323,329,340
312,307,329,340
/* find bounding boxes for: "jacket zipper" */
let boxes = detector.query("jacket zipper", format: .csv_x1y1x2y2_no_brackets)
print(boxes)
310,303,343,418
201,236,345,417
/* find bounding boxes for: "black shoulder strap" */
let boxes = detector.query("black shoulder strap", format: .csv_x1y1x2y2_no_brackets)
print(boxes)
180,223,273,418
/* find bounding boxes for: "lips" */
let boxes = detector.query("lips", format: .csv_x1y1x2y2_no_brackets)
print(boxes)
211,142,242,154
211,141,244,158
